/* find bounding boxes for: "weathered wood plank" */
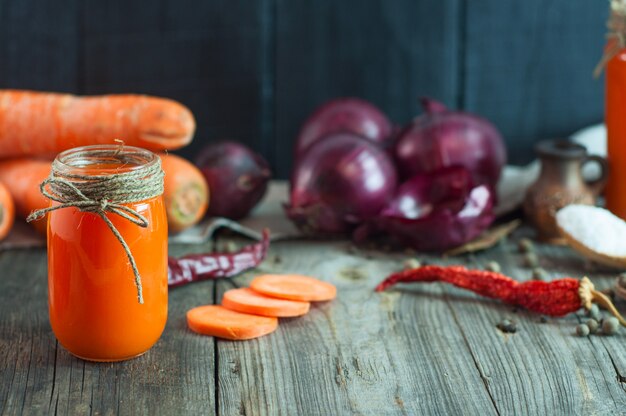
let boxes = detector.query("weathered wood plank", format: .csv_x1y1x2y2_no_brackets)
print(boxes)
0,250,53,415
587,334,626,397
215,241,497,415
274,0,461,178
438,235,626,414
2,219,625,414
0,244,217,415
539,243,626,398
463,1,607,165
529,241,626,396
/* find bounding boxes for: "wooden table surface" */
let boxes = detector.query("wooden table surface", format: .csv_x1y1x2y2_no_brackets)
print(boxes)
1,214,626,414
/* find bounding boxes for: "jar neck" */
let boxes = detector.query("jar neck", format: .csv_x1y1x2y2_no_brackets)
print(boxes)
49,145,164,204
539,157,584,188
53,145,159,179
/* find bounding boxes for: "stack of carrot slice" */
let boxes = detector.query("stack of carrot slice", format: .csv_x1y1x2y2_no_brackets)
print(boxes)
186,274,337,340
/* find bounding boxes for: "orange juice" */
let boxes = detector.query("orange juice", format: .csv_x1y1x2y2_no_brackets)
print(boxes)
605,47,626,218
47,145,168,361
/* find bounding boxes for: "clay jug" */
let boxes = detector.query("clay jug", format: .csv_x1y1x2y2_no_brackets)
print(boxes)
523,140,608,243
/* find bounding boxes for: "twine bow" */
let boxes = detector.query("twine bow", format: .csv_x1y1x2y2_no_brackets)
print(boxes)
594,0,626,77
27,149,164,304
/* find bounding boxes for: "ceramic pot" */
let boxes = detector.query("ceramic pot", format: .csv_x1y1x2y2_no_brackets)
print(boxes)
523,140,608,243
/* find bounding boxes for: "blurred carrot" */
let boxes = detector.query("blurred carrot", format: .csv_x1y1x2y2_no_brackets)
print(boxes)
0,159,51,234
160,153,209,233
0,90,196,158
0,181,15,241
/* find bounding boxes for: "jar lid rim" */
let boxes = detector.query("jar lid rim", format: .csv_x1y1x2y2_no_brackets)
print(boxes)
535,139,587,160
53,144,159,175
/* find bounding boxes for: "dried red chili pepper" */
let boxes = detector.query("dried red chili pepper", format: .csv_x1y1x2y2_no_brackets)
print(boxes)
168,229,270,288
376,265,626,326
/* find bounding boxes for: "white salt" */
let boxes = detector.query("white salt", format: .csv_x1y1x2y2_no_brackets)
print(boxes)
556,204,626,258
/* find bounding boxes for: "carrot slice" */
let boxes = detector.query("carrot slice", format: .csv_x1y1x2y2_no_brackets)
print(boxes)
186,305,278,340
222,288,310,317
250,274,337,302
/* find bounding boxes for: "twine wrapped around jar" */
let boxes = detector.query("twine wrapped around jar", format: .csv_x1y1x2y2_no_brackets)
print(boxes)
594,0,626,77
27,147,165,304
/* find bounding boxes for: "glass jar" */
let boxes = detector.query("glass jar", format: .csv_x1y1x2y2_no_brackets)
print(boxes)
47,145,168,361
604,1,626,218
605,46,626,217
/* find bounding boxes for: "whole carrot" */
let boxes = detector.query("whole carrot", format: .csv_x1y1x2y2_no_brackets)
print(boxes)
0,159,51,234
0,90,195,158
159,153,209,233
376,265,626,326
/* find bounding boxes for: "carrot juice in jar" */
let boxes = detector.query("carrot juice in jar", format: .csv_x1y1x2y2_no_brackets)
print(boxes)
45,145,168,361
606,48,626,217
604,1,626,218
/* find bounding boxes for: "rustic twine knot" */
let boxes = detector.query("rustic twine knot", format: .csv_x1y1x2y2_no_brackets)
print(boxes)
26,148,164,304
594,0,626,77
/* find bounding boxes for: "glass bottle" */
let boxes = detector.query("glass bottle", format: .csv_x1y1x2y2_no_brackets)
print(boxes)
604,1,626,218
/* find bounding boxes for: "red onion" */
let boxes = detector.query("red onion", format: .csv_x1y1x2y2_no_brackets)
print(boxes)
195,141,271,220
286,133,397,234
394,98,506,188
295,98,392,159
383,167,473,219
370,167,495,251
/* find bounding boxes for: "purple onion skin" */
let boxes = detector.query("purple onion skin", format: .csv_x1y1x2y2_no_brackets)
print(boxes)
377,186,494,251
295,98,392,160
394,98,506,189
372,167,495,251
286,133,397,234
195,141,271,220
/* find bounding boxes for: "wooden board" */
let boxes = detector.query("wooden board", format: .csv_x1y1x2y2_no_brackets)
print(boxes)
0,1,611,177
215,242,496,415
463,0,607,164
1,225,626,414
273,0,462,178
81,0,271,163
439,237,626,414
212,232,626,414
0,244,217,415
0,0,80,92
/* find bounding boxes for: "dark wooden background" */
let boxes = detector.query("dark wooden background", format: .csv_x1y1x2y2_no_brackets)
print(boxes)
0,0,607,178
